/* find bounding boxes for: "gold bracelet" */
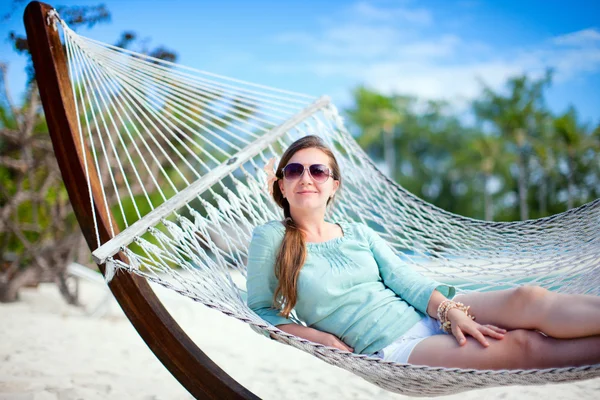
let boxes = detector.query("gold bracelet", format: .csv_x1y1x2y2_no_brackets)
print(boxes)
437,300,475,333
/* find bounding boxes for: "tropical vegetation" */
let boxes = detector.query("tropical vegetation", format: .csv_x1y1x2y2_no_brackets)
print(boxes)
345,72,600,222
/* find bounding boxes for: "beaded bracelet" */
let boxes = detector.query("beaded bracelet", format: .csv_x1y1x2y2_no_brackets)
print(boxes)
436,299,475,333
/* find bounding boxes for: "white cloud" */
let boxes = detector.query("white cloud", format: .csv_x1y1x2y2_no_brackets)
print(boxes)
366,61,522,99
268,2,600,110
552,29,600,46
275,25,404,58
397,35,461,58
349,1,433,25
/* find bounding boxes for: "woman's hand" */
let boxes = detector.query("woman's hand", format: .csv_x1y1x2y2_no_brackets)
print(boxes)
276,323,354,352
447,308,506,347
316,331,354,352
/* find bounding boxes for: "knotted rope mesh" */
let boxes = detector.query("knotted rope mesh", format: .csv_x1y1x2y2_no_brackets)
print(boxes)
54,14,600,397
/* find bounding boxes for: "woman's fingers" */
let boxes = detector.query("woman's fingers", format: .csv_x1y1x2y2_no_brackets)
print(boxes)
457,322,491,347
471,324,504,346
451,324,467,346
485,325,507,335
447,309,505,347
470,327,490,347
340,343,353,352
335,340,353,352
482,325,506,339
322,332,354,352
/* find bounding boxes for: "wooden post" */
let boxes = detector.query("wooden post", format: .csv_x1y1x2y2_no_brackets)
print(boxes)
24,2,258,398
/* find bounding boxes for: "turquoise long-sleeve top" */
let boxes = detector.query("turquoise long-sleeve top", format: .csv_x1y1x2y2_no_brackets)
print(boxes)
246,220,455,355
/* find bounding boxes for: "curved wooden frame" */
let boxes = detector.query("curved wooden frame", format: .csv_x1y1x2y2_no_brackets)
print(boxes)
24,2,258,398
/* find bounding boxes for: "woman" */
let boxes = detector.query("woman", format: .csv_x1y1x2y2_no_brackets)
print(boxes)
246,135,600,369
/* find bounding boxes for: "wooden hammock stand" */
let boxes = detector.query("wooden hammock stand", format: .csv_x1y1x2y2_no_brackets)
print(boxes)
24,2,258,398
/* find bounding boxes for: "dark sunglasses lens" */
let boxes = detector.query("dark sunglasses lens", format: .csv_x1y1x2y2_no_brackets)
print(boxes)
284,163,304,179
309,164,329,182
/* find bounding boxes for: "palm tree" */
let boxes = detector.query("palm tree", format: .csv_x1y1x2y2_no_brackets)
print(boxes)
379,108,402,179
553,106,594,209
470,135,508,220
473,71,552,220
346,87,412,180
347,89,478,216
529,110,557,217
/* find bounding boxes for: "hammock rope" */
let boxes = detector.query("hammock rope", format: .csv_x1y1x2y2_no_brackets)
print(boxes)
51,15,600,396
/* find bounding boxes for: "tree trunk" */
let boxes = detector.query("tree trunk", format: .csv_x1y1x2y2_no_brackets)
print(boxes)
518,149,529,220
538,174,548,216
567,153,575,210
55,268,80,306
483,173,493,221
383,126,396,180
0,266,40,302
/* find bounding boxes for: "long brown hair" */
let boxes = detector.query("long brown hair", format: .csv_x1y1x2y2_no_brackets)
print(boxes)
271,135,342,317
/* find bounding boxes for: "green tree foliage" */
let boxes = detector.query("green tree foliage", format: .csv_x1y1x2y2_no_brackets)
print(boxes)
0,72,79,303
2,1,260,303
0,2,180,302
346,73,599,222
553,107,599,209
346,87,479,217
473,70,553,220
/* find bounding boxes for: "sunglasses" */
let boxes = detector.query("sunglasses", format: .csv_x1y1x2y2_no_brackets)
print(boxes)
281,163,334,183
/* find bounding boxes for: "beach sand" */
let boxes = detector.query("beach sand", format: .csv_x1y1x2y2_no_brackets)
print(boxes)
1,277,599,400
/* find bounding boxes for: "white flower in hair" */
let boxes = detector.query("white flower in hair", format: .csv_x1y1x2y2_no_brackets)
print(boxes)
263,157,278,196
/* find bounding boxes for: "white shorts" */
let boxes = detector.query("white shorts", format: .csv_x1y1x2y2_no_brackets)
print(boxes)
372,316,447,364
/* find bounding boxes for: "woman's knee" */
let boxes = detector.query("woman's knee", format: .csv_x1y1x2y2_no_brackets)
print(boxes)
511,286,549,312
513,285,548,302
503,286,550,328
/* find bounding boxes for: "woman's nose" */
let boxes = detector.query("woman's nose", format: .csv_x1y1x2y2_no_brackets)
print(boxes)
299,168,313,183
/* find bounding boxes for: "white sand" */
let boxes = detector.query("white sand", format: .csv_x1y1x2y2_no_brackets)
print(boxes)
1,277,599,400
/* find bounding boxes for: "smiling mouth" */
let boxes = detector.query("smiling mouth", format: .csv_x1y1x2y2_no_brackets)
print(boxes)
297,192,317,194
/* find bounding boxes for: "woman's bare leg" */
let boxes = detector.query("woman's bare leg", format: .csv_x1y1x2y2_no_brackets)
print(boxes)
408,329,600,370
454,287,600,338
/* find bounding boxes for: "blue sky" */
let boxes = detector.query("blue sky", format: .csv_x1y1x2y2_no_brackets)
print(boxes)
2,0,599,124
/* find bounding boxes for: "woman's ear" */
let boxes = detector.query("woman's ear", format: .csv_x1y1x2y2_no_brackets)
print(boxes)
278,179,285,197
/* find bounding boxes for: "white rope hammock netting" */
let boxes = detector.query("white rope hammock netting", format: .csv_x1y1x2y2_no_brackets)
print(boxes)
54,15,600,397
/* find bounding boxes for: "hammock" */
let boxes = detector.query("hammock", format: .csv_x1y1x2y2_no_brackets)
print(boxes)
26,4,600,398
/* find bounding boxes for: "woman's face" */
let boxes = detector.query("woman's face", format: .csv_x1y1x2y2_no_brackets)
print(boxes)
278,148,339,213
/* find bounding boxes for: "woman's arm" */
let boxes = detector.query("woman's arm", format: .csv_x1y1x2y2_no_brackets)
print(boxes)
364,225,455,314
426,289,446,318
426,289,506,347
275,323,354,352
364,226,504,346
247,225,295,327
